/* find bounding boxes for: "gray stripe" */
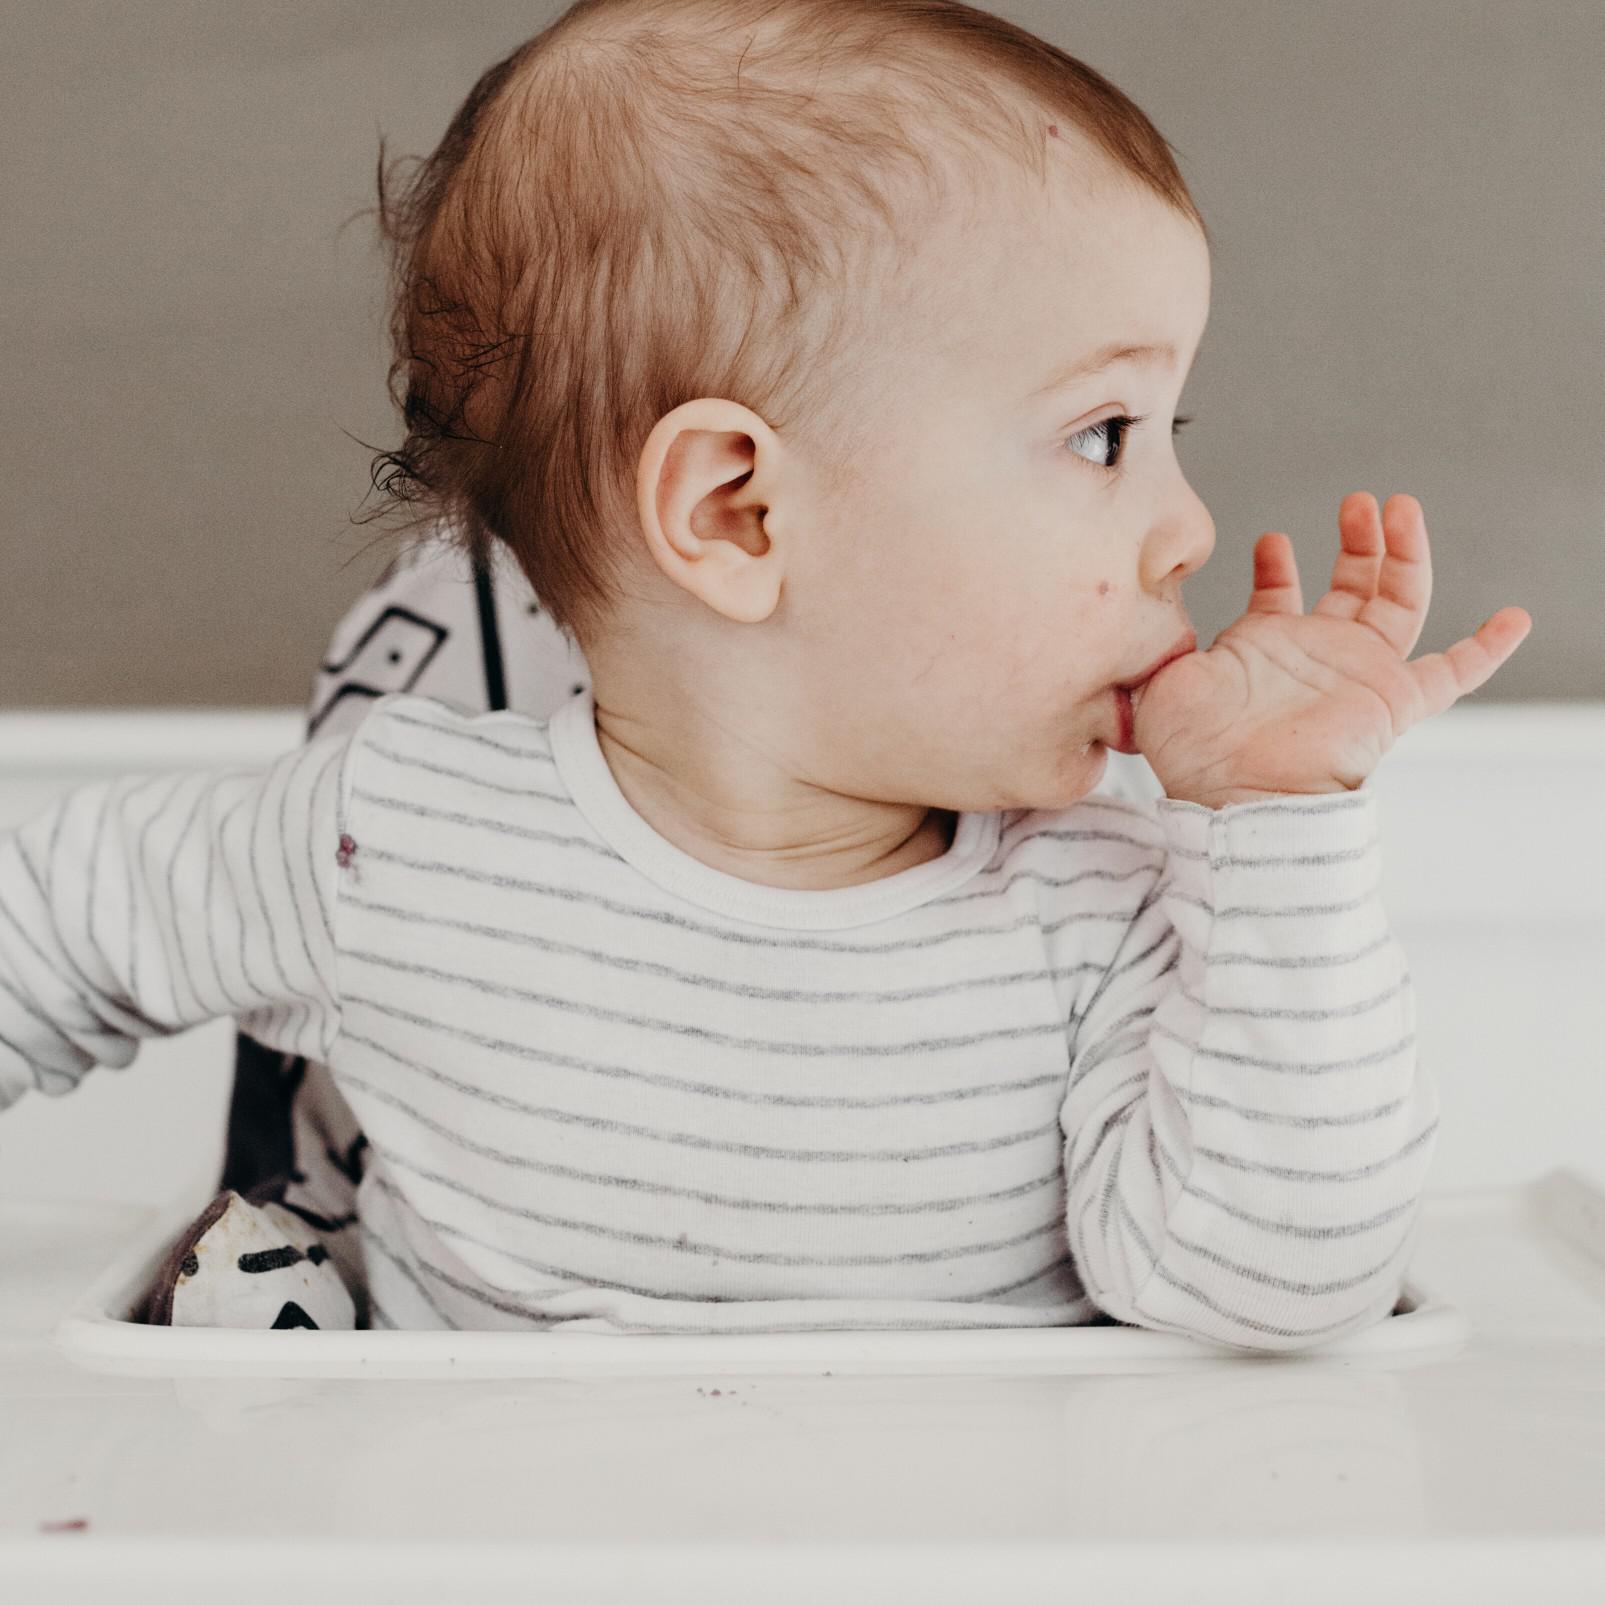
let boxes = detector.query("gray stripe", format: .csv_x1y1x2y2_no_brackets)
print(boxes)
214,787,267,1011
1206,932,1394,969
1160,1157,1421,1242
367,1166,1083,1315
1152,1119,1186,1191
22,815,164,1036
162,775,218,1021
133,763,265,1014
1114,1175,1159,1270
129,773,192,1015
1068,1102,1138,1195
1145,1241,1405,1344
346,893,1106,1006
1082,920,1181,1014
1165,835,1379,868
362,737,569,803
1068,1027,1147,1092
1175,974,1409,1022
1008,825,1163,853
337,1045,1064,1212
1163,882,1383,918
197,783,253,1016
81,784,130,1004
1190,1117,1438,1184
430,1163,1061,1270
361,842,1153,954
92,776,162,1004
1161,1213,1417,1298
1098,1106,1137,1234
343,949,1069,1059
273,748,335,1046
1068,949,1180,1070
957,864,1158,902
1081,1073,1151,1255
306,743,341,951
1164,792,1368,820
1041,905,1163,934
385,707,558,763
340,1012,1060,1112
351,786,590,854
1173,1084,1412,1128
117,773,183,1002
1069,884,1167,1027
0,862,160,1037
248,759,303,1041
1149,1017,1414,1073
335,1034,1061,1163
1076,1156,1417,1344
358,1216,459,1327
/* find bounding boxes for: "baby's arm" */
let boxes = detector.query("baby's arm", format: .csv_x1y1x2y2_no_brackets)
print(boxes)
1058,491,1525,1350
1060,785,1429,1353
0,732,353,1114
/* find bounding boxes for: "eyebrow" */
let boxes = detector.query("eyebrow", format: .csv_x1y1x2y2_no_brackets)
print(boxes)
1028,340,1180,399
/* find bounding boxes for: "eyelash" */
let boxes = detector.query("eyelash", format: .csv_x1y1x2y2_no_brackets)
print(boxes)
1067,413,1193,473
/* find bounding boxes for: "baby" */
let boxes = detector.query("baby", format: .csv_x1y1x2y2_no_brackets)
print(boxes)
0,0,1528,1349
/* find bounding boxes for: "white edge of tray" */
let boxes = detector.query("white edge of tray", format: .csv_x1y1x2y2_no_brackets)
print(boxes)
49,1175,1479,1379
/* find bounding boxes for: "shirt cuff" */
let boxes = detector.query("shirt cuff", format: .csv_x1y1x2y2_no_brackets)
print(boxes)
1154,788,1382,914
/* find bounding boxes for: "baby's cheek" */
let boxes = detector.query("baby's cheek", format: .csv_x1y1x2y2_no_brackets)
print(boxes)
1097,580,1112,597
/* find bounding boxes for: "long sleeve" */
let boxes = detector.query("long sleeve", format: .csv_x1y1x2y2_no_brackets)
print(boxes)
0,731,355,1114
1059,785,1436,1354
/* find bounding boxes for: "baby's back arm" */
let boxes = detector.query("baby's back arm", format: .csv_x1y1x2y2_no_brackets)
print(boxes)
0,732,353,1113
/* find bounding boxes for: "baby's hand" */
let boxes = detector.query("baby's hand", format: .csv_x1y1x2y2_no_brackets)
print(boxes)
1132,492,1532,809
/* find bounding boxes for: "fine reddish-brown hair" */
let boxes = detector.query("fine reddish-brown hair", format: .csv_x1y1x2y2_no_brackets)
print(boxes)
353,0,1209,651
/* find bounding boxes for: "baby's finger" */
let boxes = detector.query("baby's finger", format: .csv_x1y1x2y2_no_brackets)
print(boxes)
1312,492,1385,625
1245,531,1303,615
1405,607,1532,722
1354,494,1433,658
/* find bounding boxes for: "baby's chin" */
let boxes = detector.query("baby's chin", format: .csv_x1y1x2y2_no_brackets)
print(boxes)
890,712,1116,815
980,736,1111,815
1049,739,1111,807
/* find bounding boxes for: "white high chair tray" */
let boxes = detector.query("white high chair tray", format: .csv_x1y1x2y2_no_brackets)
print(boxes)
3,1168,1604,1605
49,1172,1471,1377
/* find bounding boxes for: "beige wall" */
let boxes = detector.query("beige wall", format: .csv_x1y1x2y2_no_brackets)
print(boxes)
3,0,1598,708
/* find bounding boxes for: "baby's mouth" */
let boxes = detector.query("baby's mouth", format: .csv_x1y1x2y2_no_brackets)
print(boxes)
1109,685,1141,754
1107,628,1198,752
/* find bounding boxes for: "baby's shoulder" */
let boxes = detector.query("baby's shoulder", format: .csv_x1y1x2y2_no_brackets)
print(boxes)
349,691,558,767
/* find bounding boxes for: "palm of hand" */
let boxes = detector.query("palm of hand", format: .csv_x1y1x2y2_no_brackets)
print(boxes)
1132,492,1532,807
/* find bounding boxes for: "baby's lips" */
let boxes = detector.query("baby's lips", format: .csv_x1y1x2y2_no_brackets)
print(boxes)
1128,630,1199,704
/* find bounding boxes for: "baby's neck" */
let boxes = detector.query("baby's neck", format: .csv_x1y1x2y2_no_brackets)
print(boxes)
591,708,957,892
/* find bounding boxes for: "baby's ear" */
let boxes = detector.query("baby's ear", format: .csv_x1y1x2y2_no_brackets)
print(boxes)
635,399,786,626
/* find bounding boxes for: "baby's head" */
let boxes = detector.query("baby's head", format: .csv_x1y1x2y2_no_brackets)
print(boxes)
368,0,1215,816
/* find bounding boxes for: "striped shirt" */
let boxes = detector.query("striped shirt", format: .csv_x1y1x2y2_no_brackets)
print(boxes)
0,688,1437,1351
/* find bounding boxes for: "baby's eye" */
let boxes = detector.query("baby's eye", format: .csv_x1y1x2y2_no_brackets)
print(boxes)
1066,414,1192,472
